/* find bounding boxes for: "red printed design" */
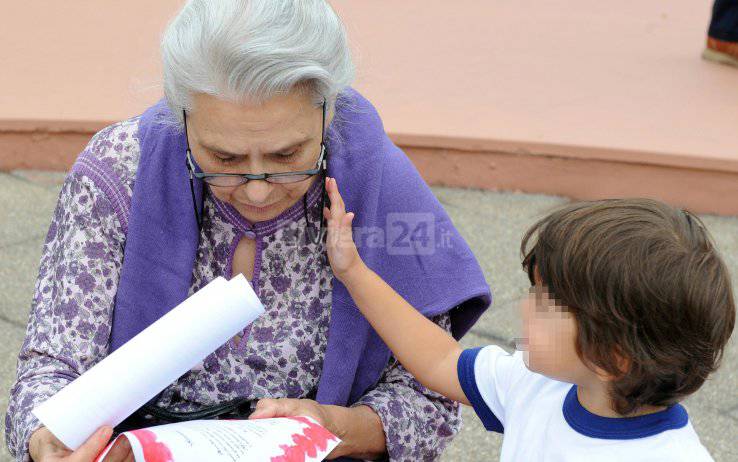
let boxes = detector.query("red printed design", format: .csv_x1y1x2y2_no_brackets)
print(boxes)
130,429,174,462
271,416,338,462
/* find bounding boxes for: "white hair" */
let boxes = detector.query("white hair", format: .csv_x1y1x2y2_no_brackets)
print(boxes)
161,0,355,126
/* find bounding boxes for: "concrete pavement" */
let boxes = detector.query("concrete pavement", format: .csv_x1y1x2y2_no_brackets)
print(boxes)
0,171,736,461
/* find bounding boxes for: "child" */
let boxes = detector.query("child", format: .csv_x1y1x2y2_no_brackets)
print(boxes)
322,177,735,461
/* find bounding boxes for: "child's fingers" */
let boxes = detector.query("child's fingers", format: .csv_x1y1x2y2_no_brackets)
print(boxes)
332,212,355,252
342,212,355,228
334,178,346,210
327,178,346,217
329,177,344,203
325,177,354,252
326,201,341,243
339,213,355,242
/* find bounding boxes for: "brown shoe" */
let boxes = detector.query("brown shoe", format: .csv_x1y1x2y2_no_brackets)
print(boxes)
703,37,738,67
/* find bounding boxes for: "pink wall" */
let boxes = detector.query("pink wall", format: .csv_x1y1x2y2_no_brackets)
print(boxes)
1,0,736,214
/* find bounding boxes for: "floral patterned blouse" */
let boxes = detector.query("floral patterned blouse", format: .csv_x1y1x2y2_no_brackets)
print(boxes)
4,117,461,462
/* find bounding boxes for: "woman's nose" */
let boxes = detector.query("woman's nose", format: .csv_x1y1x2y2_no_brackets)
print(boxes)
237,179,272,205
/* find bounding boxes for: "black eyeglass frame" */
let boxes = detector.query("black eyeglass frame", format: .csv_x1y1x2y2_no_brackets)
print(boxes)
185,143,326,187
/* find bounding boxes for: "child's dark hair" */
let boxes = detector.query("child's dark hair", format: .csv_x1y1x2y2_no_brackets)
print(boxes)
521,198,735,415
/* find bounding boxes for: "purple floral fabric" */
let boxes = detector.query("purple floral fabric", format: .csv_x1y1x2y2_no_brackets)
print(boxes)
4,118,460,462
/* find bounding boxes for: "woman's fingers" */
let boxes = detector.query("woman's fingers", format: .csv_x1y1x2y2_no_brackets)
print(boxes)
101,435,133,462
250,398,301,420
29,426,70,460
249,398,274,419
69,426,112,461
250,398,282,419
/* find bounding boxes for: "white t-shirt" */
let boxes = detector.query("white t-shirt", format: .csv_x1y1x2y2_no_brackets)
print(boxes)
457,346,713,461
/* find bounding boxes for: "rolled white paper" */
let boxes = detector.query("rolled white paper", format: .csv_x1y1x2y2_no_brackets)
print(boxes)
33,274,265,450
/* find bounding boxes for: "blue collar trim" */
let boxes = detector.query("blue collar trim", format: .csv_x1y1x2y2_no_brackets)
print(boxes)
562,385,688,440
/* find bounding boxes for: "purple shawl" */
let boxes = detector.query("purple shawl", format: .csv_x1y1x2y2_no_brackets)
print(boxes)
110,88,491,408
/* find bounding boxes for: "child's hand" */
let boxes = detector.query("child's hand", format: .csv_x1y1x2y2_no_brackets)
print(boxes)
323,177,364,283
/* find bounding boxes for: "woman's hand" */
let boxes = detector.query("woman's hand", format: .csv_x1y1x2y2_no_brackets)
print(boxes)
28,425,133,462
249,398,386,460
250,398,341,458
323,177,364,283
250,398,332,430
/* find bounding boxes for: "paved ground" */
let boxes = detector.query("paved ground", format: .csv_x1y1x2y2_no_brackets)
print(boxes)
0,170,736,461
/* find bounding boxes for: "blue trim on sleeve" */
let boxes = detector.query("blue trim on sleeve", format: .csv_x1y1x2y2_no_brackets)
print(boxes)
457,347,504,433
563,385,689,440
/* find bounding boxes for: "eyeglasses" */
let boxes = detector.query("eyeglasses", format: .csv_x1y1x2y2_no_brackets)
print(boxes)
183,101,329,244
186,145,326,187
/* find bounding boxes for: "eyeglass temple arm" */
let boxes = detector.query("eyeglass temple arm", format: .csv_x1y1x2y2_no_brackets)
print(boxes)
184,109,204,228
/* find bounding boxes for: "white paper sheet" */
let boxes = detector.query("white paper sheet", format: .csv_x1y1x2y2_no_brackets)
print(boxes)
94,417,340,462
33,275,265,450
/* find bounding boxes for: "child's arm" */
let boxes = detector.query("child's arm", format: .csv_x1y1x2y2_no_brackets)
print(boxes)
323,177,470,405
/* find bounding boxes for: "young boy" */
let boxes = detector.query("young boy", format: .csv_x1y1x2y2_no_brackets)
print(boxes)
322,177,735,461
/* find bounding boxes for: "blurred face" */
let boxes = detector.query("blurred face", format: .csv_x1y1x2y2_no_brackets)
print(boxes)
186,90,326,222
519,278,592,385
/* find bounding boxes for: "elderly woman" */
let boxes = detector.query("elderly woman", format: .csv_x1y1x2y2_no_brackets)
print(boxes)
5,1,490,461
